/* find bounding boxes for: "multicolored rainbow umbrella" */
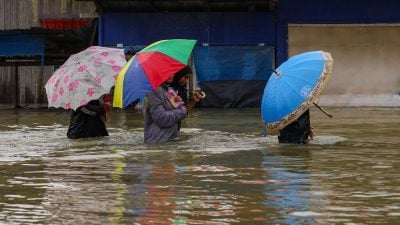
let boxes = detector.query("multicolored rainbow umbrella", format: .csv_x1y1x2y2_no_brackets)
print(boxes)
113,39,197,108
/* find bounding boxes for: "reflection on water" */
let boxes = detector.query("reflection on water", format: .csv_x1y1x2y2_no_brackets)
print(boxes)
0,107,399,224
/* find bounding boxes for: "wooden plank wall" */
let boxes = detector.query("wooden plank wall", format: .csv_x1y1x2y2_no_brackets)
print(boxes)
0,66,54,109
18,66,54,108
0,66,17,108
0,0,96,30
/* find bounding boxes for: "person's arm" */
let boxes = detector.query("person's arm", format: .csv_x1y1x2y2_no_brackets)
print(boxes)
79,101,105,116
186,91,205,112
309,127,315,140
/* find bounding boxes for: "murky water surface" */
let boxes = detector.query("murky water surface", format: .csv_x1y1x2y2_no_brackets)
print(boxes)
0,107,399,224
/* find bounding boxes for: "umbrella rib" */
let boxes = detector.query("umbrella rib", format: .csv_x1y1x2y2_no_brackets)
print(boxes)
284,78,304,99
277,81,292,122
284,68,322,83
286,58,325,68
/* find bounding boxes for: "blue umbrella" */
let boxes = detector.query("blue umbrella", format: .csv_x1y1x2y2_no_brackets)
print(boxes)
261,51,334,133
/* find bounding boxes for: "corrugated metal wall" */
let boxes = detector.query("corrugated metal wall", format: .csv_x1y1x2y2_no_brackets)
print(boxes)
0,0,96,30
0,0,96,108
0,0,33,29
0,66,54,108
35,0,96,19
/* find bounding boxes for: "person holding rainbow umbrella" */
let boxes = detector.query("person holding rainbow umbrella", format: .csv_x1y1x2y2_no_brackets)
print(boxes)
113,39,198,143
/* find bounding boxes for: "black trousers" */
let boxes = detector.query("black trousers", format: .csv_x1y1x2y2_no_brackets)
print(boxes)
278,109,311,144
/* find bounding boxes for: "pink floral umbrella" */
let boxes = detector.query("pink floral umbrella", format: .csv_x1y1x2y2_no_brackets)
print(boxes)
45,46,126,110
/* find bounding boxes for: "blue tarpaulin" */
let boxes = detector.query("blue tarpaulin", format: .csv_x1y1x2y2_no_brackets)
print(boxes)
194,46,273,81
193,46,274,108
110,45,274,108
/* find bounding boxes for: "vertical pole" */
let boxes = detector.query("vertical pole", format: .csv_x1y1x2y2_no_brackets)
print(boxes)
39,55,45,107
275,22,288,66
263,123,267,137
98,16,103,46
15,65,19,107
90,19,98,46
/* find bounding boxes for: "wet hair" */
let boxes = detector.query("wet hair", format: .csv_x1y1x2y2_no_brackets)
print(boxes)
172,66,192,84
125,49,136,61
125,49,136,56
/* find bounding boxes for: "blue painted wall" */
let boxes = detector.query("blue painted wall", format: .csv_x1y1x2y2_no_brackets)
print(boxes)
100,0,400,66
278,0,400,23
0,34,45,57
102,12,275,46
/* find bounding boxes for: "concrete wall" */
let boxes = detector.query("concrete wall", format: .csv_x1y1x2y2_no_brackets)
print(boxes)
276,0,400,65
288,25,400,106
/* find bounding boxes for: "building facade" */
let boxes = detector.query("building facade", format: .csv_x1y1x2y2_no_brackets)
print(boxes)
1,0,400,108
97,0,400,107
0,0,96,108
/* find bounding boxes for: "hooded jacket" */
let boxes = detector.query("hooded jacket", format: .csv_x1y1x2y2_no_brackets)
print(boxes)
143,85,187,144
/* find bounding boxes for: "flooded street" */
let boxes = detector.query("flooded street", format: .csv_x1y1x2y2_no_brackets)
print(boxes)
0,107,399,224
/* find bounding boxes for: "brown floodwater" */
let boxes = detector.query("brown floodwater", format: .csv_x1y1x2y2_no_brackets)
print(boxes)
0,107,399,224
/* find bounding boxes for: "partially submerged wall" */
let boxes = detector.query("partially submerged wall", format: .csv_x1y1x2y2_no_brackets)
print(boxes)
289,25,400,106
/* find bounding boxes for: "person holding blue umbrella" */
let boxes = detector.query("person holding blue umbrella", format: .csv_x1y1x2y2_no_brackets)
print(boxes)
277,109,314,144
261,51,333,144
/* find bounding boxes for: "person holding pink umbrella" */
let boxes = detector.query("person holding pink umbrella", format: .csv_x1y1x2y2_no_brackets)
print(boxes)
45,46,126,139
67,94,111,139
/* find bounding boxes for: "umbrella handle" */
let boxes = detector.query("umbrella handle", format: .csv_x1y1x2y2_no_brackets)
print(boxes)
271,69,282,78
313,103,333,118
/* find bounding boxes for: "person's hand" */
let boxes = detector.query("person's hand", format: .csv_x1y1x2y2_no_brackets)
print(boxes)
167,95,184,109
309,127,315,140
102,101,112,122
103,101,112,113
192,90,206,103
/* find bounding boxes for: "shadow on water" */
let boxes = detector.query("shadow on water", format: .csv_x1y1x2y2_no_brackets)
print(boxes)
0,107,399,224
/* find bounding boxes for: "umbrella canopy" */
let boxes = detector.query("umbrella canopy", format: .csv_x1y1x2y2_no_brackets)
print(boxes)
45,46,126,110
113,39,197,108
261,51,334,132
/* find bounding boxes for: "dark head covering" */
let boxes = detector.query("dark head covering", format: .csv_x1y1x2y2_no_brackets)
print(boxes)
171,66,192,103
172,66,192,85
125,46,137,55
125,48,136,61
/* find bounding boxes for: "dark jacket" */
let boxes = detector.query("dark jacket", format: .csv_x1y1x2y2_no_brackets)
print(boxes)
143,85,187,144
278,109,311,144
67,100,108,139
